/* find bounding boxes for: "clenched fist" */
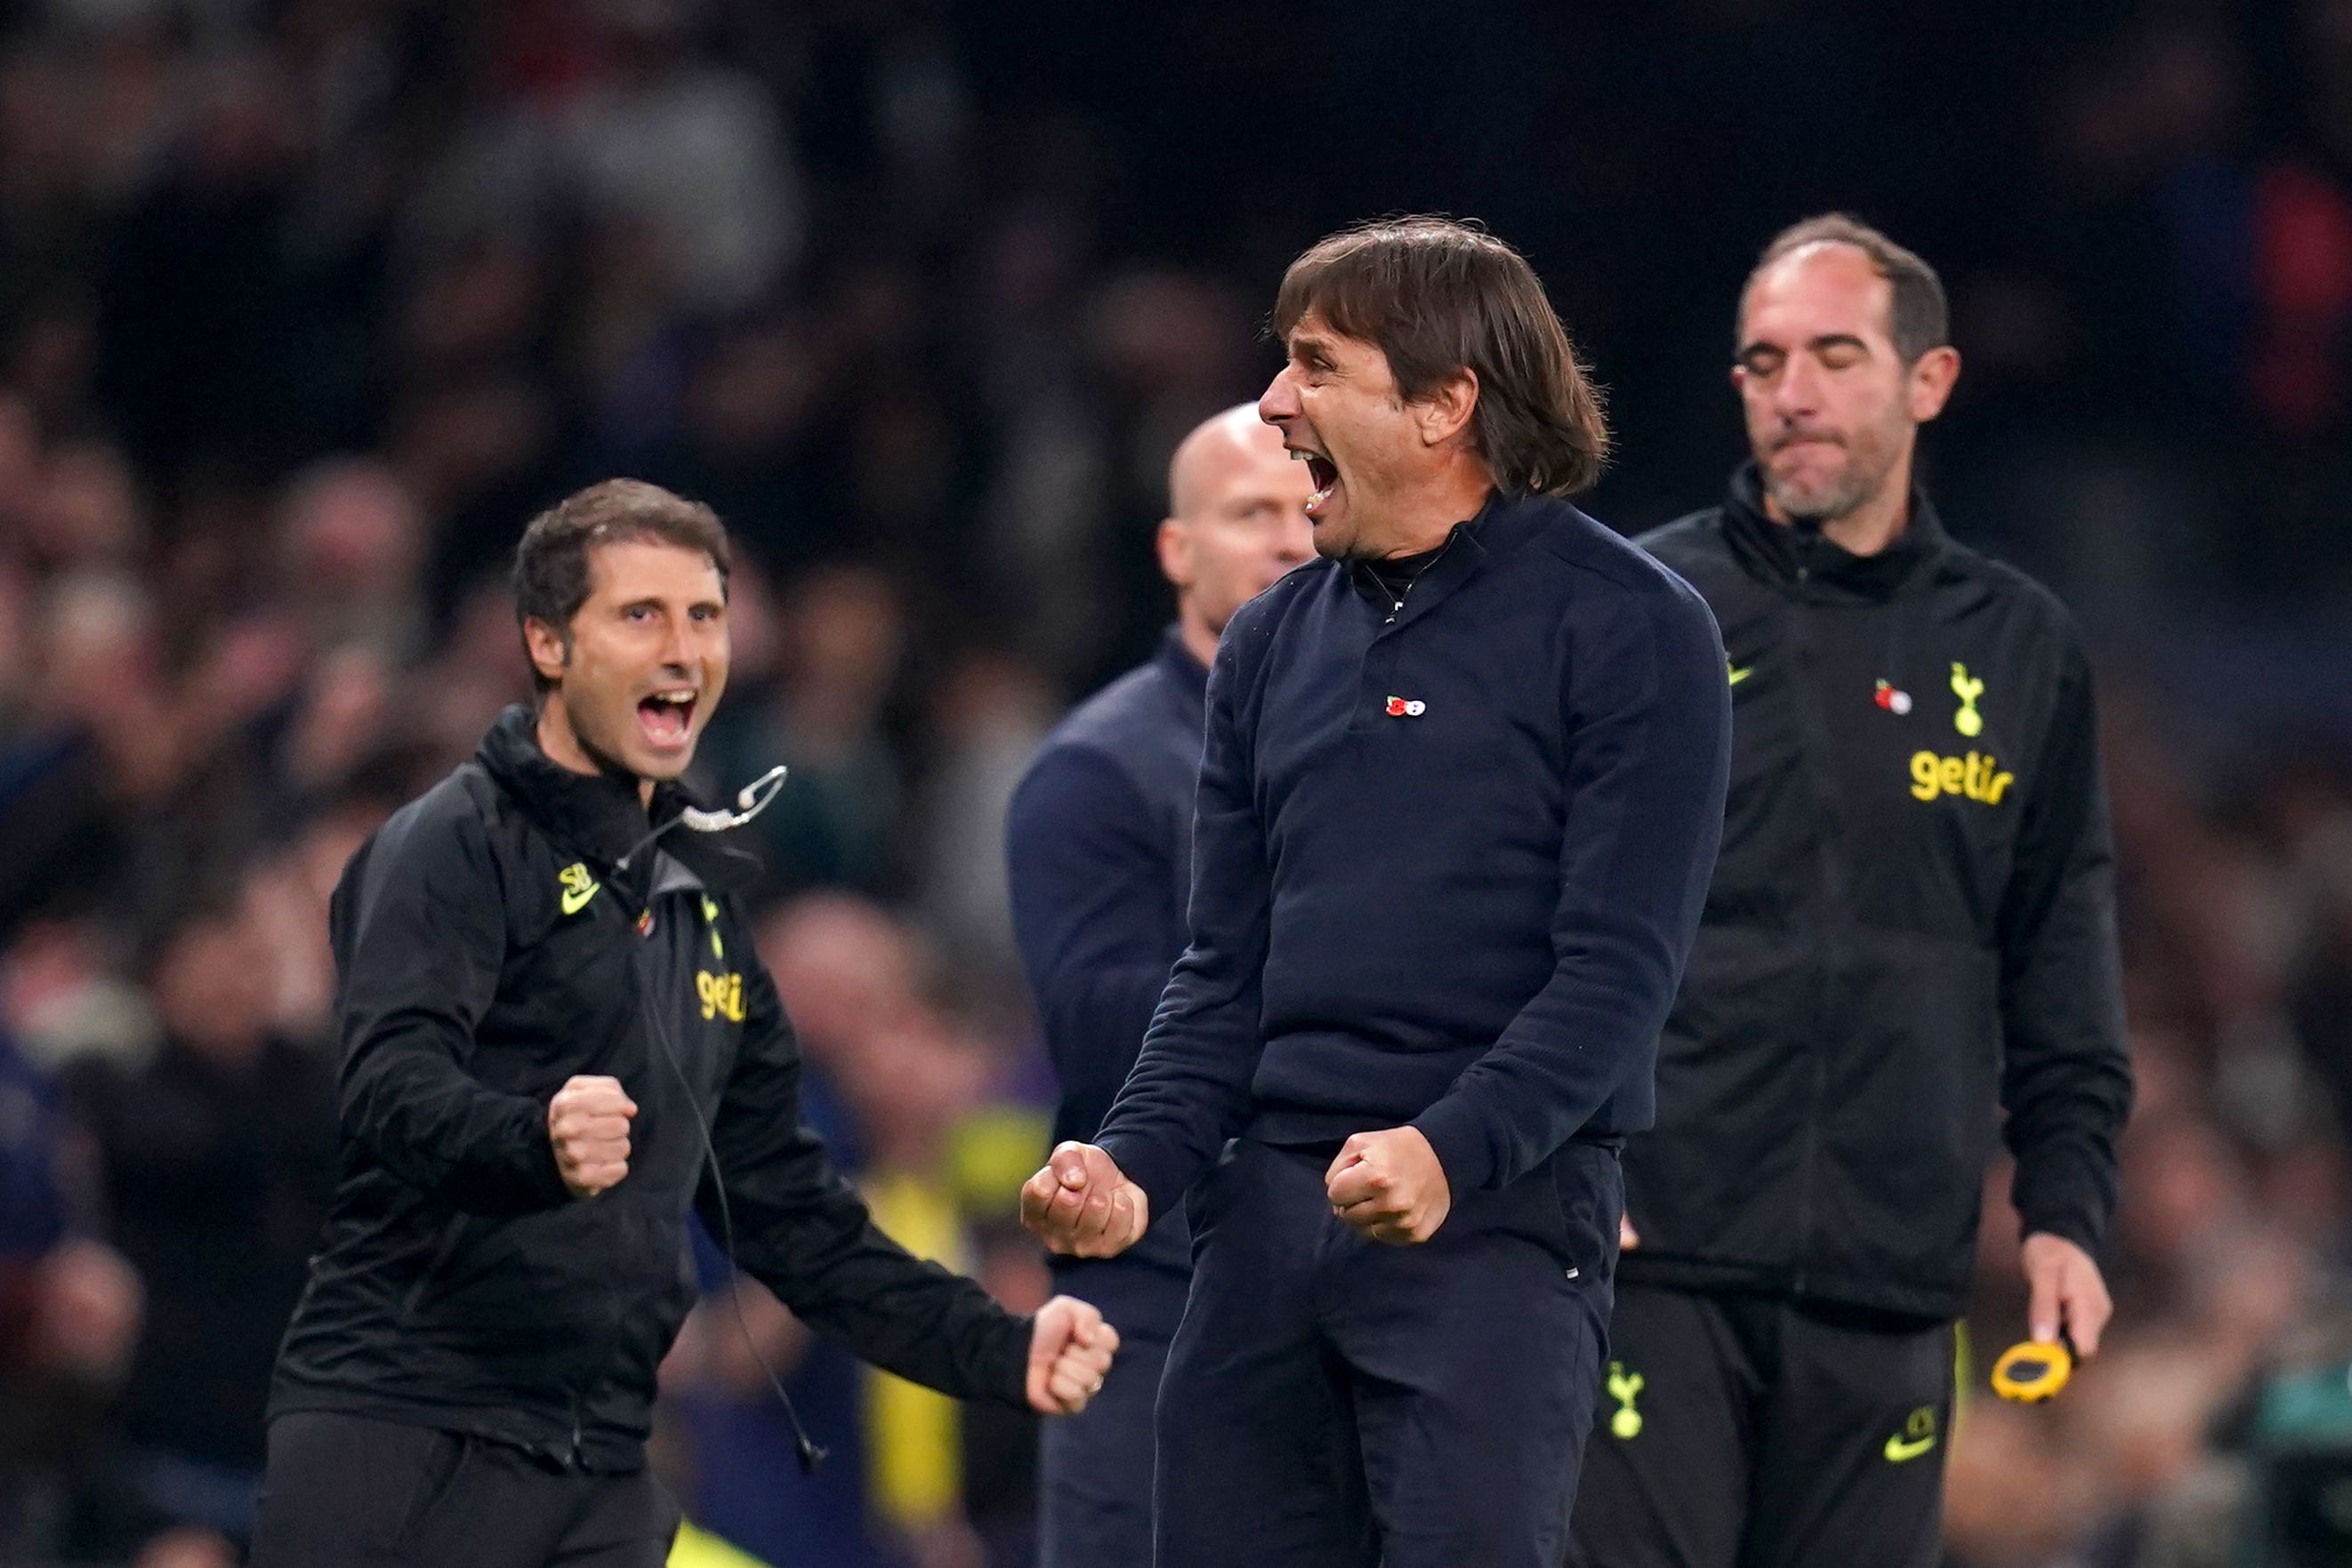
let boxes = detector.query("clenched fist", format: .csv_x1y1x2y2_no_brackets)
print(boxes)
1026,1295,1121,1415
550,1074,636,1198
1326,1126,1452,1244
1019,1143,1149,1258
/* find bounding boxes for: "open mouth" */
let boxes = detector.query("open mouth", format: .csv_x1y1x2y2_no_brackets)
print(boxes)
637,689,697,749
1297,452,1341,518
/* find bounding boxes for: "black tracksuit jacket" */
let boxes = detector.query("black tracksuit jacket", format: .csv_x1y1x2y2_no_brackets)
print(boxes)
270,706,1029,1468
1626,466,2134,1320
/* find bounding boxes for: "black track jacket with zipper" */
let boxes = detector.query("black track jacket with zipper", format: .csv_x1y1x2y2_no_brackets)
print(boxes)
1625,465,2132,1321
270,705,1030,1467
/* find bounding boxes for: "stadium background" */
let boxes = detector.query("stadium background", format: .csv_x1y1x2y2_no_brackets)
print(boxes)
1,0,2349,1564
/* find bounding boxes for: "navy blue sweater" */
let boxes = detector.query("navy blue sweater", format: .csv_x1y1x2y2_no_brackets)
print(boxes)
1095,491,1732,1223
1004,629,1209,1324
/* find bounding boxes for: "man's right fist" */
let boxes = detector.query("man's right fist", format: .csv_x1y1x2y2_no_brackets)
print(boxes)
1020,1142,1148,1258
550,1074,636,1198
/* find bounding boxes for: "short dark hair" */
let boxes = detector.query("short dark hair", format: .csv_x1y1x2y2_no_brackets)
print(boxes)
511,478,730,692
1271,215,1609,498
1744,213,1950,365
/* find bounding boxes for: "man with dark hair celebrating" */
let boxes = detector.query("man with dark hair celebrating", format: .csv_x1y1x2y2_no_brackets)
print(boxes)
1567,216,2134,1568
252,479,1117,1568
1006,403,1315,1567
1021,218,1733,1567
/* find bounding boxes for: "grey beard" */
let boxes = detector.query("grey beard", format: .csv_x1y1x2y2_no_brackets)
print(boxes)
1763,463,1875,526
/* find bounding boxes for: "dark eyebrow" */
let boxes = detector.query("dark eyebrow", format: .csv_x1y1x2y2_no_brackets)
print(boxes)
1289,333,1334,360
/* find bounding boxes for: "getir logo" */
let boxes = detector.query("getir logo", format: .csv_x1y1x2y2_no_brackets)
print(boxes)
1911,750,2014,805
697,970,745,1022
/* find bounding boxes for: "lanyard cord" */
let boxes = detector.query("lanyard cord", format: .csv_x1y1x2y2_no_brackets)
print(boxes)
614,766,790,874
643,937,830,1476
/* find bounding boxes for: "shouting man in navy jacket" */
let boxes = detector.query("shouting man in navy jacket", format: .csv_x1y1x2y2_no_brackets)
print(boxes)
1005,404,1314,1566
1019,216,1734,1568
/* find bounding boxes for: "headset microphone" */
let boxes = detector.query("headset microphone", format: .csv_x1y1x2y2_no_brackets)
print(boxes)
616,766,788,872
678,766,789,832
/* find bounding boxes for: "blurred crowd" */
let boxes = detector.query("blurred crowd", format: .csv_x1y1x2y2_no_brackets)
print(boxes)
0,1,2347,1564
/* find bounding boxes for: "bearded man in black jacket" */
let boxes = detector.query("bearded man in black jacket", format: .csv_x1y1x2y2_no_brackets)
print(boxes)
1567,216,2134,1568
251,480,1116,1568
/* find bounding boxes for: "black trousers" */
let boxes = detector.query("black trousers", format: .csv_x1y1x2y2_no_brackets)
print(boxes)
248,1411,681,1568
1036,1323,1171,1568
1155,1138,1619,1568
1565,1282,1954,1568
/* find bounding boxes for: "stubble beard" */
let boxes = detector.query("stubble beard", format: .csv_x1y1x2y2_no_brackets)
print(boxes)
573,710,645,784
1762,433,1897,527
568,689,687,787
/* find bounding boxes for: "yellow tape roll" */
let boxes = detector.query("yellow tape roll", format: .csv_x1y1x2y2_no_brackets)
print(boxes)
1990,1339,2074,1403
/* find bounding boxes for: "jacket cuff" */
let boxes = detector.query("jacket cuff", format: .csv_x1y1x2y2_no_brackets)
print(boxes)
995,1313,1035,1408
2013,1154,2112,1258
503,1098,577,1210
1092,1131,1192,1228
2016,1204,2104,1258
1410,1095,1500,1195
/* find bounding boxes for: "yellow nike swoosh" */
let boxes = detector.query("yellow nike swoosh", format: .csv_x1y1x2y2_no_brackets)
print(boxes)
1728,663,1754,687
1883,1433,1936,1463
561,882,601,916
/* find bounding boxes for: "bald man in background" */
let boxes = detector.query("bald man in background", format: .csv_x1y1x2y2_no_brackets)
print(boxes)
1006,405,1317,1565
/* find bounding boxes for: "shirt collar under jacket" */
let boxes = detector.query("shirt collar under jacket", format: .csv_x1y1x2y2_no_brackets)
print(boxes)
1720,461,1950,603
475,704,759,895
1340,486,1556,620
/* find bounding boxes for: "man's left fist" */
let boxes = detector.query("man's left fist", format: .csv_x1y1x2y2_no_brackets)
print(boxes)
1325,1127,1453,1244
1027,1295,1121,1415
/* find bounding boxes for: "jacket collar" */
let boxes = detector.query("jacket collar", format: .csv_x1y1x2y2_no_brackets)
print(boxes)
1348,486,1552,632
1156,625,1210,707
1720,462,1948,602
475,704,759,895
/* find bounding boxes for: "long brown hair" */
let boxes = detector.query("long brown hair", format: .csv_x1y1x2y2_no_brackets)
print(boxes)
1272,216,1609,497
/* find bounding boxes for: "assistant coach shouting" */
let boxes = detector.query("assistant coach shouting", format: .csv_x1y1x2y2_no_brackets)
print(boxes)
1022,217,1733,1567
253,480,1116,1568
